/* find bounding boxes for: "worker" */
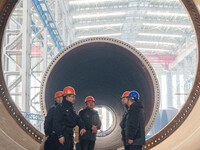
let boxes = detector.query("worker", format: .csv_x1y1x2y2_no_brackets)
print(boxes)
126,91,145,150
79,96,101,150
120,91,130,150
44,91,63,150
54,86,86,150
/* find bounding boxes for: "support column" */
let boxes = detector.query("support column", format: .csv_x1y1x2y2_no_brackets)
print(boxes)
176,72,181,109
55,0,58,27
171,70,177,108
179,62,184,107
157,74,163,109
167,72,173,108
22,0,31,112
62,14,66,45
3,32,8,83
55,0,59,53
43,28,47,70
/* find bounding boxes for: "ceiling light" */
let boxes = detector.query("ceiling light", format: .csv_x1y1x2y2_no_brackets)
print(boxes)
138,33,182,38
69,0,125,5
137,48,171,52
77,33,121,39
147,11,188,17
135,41,177,46
73,12,126,19
143,23,191,28
75,23,123,29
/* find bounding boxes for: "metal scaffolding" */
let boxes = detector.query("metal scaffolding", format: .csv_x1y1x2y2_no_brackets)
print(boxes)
2,0,72,114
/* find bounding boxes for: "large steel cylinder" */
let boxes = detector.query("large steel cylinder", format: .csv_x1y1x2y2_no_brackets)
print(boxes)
40,38,160,149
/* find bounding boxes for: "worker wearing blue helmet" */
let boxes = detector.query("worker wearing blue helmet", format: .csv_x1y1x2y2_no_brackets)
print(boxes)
125,91,145,150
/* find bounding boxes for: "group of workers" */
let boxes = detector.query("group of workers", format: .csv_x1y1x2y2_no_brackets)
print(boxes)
44,86,101,150
43,86,145,150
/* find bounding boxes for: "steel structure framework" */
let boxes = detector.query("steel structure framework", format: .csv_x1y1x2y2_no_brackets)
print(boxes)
2,0,71,131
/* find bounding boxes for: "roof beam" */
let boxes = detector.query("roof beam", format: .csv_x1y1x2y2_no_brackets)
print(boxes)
169,41,196,70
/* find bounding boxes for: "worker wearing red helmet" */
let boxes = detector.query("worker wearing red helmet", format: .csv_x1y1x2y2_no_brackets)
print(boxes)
44,91,63,150
120,91,130,150
79,96,101,150
54,86,86,150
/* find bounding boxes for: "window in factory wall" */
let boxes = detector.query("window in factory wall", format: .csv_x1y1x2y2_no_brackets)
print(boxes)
94,105,116,137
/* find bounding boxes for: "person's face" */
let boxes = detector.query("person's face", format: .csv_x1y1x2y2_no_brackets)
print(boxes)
56,97,60,103
56,96,63,103
66,95,75,104
127,99,133,107
127,99,134,107
122,97,128,105
128,100,132,107
86,101,95,109
59,96,63,103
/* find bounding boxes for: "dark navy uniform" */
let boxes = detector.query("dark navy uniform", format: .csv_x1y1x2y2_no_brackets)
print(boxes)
125,101,145,150
79,107,101,150
54,100,85,150
44,102,59,150
120,105,128,150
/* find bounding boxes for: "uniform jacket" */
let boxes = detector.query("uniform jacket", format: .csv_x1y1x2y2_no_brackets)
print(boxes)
53,100,84,138
125,101,145,146
79,107,101,141
120,105,128,139
44,102,58,135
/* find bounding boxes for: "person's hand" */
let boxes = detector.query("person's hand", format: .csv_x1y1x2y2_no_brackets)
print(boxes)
80,128,86,136
128,139,134,144
59,137,65,145
92,125,97,134
45,134,48,137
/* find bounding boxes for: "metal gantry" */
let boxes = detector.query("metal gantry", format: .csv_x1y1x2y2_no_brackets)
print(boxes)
2,0,72,115
31,0,65,52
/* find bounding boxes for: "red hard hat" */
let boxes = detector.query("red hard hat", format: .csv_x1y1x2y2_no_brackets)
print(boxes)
63,86,76,95
121,91,130,98
85,96,95,103
55,91,63,98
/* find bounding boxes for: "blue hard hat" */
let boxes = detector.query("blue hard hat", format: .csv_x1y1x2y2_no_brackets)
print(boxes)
128,91,139,100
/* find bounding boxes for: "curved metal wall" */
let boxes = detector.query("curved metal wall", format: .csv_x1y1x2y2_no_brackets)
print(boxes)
0,0,200,149
40,39,160,149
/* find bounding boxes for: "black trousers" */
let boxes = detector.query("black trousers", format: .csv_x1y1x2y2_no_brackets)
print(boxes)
76,142,81,150
123,139,129,150
57,133,74,150
127,145,142,150
44,133,58,150
80,140,95,150
122,133,128,150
